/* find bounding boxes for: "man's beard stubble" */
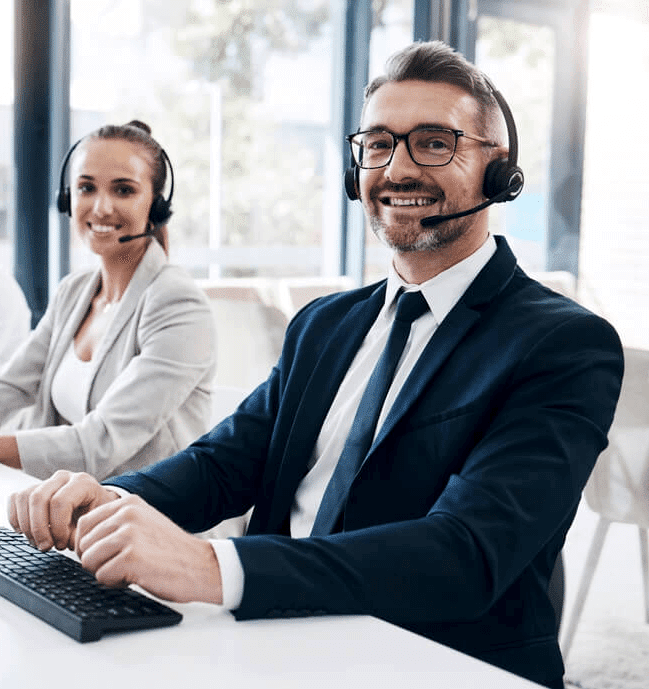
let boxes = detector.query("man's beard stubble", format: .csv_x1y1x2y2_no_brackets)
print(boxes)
368,209,468,253
365,180,475,253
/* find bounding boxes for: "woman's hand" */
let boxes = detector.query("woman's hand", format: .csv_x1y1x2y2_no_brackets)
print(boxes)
8,470,119,551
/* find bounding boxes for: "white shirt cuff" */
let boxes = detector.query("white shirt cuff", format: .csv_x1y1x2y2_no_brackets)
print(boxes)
210,538,245,610
104,487,245,609
103,485,131,499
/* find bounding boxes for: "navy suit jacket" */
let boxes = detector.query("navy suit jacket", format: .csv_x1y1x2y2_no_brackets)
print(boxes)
107,237,623,688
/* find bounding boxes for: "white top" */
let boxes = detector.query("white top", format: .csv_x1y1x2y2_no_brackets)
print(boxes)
51,342,95,424
0,270,31,366
212,235,498,609
0,241,216,481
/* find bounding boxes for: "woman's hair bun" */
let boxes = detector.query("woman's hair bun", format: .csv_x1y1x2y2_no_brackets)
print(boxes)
125,119,152,135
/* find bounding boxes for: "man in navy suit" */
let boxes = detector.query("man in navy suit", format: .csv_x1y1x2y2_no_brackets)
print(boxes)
10,42,622,689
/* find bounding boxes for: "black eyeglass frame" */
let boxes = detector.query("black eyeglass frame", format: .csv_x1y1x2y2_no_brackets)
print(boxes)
346,127,496,169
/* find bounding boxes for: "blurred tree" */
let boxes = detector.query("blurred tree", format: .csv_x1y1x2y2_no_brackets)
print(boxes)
478,17,554,187
125,0,331,275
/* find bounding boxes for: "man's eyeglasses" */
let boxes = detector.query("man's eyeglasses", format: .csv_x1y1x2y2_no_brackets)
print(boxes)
346,127,495,169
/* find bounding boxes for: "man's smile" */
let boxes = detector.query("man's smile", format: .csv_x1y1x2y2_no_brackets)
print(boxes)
379,196,438,207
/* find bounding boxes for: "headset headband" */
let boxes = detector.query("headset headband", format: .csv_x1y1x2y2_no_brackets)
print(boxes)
56,133,175,225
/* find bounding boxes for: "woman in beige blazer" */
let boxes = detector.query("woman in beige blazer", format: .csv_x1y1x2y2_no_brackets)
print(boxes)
0,121,216,480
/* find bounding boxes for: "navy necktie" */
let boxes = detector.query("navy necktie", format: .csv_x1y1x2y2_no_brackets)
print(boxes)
310,290,429,536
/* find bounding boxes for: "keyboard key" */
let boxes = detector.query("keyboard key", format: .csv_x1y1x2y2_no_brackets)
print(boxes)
0,526,182,642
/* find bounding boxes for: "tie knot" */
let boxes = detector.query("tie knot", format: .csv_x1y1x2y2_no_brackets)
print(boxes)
394,290,428,324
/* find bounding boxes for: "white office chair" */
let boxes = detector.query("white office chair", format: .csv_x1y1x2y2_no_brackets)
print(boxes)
560,347,649,659
197,384,253,539
211,384,250,426
200,280,288,391
276,276,355,316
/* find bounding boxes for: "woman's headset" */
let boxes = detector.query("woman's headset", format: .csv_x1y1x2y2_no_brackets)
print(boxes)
56,138,175,227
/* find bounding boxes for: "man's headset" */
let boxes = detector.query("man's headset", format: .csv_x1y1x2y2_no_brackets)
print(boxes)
56,138,175,238
344,76,524,227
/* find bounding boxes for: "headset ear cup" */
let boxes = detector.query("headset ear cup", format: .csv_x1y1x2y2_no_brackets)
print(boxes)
483,160,524,201
57,188,71,216
148,195,172,226
344,167,360,201
504,165,524,200
57,139,81,217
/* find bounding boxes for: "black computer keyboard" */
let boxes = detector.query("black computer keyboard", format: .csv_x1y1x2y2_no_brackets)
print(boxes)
0,526,182,642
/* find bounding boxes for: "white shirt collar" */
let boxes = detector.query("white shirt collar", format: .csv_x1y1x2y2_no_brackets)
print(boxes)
385,234,497,325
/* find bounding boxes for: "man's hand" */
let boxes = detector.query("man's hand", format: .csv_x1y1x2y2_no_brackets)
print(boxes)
8,470,118,551
8,470,223,605
75,494,223,604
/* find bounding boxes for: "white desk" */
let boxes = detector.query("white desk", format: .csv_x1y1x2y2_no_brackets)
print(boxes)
0,464,543,689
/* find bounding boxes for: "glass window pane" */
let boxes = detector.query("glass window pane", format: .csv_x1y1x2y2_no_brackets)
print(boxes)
69,0,337,279
476,17,555,273
0,0,13,271
369,0,414,79
579,7,649,349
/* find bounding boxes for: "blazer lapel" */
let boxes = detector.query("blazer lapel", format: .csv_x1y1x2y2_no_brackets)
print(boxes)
47,272,101,380
87,242,167,407
369,236,518,455
263,282,387,530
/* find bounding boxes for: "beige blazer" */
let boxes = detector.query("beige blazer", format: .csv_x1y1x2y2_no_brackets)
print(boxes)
0,241,216,480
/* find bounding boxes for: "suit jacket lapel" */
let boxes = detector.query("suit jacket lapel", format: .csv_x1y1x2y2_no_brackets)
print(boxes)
370,236,518,455
264,282,387,530
258,236,519,531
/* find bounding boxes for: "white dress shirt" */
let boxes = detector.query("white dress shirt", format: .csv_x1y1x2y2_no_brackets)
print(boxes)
212,234,497,609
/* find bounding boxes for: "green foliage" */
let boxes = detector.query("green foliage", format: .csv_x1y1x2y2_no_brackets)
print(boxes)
479,17,554,187
134,0,330,273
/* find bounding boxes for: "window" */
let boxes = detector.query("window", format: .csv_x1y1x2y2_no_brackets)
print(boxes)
579,5,649,349
69,0,337,279
0,0,13,270
476,17,555,273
